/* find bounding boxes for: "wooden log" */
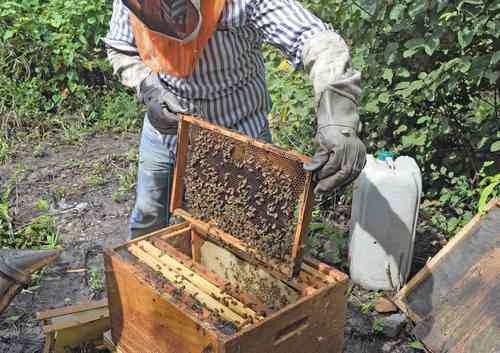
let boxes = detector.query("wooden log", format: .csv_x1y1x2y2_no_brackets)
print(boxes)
128,244,247,326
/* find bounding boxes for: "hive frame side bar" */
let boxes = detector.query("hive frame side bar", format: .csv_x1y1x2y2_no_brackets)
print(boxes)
291,172,315,275
138,240,262,321
171,117,191,212
150,236,273,316
128,244,247,326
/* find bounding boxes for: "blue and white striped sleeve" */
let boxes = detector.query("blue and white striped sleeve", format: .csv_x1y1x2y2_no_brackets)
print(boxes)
248,0,336,67
103,0,138,53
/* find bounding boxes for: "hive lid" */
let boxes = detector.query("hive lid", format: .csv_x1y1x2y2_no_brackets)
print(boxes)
171,115,314,278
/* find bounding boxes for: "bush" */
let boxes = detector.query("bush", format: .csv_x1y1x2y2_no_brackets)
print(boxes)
0,0,141,133
0,0,497,239
267,0,499,236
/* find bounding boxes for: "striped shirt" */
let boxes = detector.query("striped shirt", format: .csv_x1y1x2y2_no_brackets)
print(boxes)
105,0,335,163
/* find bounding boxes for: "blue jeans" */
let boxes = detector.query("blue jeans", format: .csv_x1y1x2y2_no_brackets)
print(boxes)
129,115,272,240
129,116,175,239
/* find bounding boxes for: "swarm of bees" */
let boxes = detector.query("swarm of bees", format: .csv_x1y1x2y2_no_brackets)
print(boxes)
184,127,306,262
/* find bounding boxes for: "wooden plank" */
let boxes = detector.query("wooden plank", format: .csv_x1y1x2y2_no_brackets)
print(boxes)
302,263,336,284
304,257,349,283
291,172,314,275
395,198,500,353
191,229,204,263
138,240,262,322
38,302,110,353
42,307,109,333
395,198,500,320
171,117,190,212
128,244,247,325
104,251,221,353
36,299,108,321
223,278,350,353
113,223,191,253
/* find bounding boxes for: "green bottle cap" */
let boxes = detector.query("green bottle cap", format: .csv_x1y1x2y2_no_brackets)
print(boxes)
377,150,396,161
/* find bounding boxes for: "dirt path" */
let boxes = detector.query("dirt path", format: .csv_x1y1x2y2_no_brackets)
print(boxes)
0,132,136,353
0,131,420,353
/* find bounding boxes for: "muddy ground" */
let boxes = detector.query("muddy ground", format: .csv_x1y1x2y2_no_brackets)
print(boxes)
0,131,440,353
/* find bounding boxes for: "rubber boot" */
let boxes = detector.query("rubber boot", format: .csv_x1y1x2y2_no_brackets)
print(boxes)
0,249,61,315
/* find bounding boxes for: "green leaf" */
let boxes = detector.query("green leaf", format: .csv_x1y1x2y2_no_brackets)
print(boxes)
394,124,408,135
491,51,500,65
402,132,427,147
3,30,14,41
491,140,500,152
408,340,426,350
382,68,394,82
408,2,427,19
425,37,440,56
389,4,405,20
458,28,474,48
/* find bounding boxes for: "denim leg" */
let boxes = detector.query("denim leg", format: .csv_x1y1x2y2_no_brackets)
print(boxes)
129,116,174,240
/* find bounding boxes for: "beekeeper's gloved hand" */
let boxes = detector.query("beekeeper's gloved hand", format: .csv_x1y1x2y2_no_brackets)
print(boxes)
304,90,366,192
302,31,367,193
106,48,186,135
139,73,186,135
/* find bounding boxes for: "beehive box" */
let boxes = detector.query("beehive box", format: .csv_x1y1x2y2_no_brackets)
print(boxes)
104,116,351,353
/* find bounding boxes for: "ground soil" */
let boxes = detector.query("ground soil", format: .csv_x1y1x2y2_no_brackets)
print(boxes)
0,130,440,353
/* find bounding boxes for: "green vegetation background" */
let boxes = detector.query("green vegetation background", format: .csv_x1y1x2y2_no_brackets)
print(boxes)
0,0,498,246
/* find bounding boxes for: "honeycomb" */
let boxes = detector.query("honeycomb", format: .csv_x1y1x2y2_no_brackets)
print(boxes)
183,125,308,265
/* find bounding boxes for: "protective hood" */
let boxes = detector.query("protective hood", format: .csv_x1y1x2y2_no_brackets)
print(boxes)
123,0,202,44
126,0,225,78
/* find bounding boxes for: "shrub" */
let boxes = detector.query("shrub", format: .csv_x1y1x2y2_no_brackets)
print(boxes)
267,0,499,236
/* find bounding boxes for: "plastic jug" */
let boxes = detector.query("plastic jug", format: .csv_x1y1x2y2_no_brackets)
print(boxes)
349,153,422,291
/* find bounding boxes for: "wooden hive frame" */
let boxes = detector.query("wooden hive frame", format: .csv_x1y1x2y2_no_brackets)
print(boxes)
171,115,315,278
105,223,351,353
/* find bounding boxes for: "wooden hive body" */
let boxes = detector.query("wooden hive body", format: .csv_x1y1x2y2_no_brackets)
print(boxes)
104,117,351,353
105,223,350,353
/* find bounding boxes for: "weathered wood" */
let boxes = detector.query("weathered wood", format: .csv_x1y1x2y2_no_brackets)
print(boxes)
37,300,110,353
104,250,221,353
171,118,190,212
291,172,314,274
36,299,108,321
128,244,247,325
138,240,262,321
223,278,350,353
106,223,350,353
395,198,500,353
191,229,204,263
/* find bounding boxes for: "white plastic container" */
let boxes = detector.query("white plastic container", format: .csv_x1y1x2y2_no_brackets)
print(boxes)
349,153,422,291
